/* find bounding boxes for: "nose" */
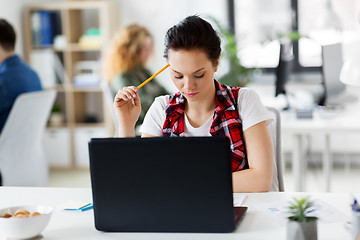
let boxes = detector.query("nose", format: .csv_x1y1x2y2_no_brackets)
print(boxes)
183,77,195,91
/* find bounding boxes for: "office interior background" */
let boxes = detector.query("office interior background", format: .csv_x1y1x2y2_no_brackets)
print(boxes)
1,0,360,192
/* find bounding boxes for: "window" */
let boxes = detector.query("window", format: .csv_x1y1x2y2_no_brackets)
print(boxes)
230,0,360,71
298,0,360,67
233,0,292,68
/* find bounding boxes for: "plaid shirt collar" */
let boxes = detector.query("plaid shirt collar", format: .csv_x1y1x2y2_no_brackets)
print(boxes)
162,80,248,171
213,80,238,121
164,80,237,118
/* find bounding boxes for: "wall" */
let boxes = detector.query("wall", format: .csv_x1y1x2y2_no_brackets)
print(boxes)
116,0,229,91
1,0,229,92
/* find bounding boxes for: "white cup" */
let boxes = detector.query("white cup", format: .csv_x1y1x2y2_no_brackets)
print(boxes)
352,211,360,240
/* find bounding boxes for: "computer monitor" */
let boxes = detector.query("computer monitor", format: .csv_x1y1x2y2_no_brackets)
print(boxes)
318,43,346,106
275,41,294,109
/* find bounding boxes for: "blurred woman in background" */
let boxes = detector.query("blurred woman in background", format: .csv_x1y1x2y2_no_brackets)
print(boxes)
103,24,168,128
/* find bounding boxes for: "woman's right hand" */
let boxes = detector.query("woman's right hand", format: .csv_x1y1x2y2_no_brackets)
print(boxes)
114,86,141,137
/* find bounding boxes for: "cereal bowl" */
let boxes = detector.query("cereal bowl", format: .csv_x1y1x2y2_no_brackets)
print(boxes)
0,205,53,239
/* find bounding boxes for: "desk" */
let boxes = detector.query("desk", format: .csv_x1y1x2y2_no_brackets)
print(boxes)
281,100,360,192
0,187,354,239
250,82,360,192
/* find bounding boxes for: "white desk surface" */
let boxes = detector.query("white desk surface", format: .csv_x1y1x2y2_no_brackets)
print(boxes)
0,187,355,240
250,82,360,133
251,83,360,192
280,102,360,133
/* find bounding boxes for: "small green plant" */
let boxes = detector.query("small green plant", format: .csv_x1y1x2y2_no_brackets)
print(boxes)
51,103,62,113
208,16,256,87
288,197,318,223
274,31,302,42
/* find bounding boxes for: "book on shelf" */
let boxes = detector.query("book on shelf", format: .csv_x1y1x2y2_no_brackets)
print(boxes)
31,10,61,47
30,49,57,88
30,49,70,88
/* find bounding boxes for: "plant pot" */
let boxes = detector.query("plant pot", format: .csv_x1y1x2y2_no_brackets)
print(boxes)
49,113,64,126
287,220,317,240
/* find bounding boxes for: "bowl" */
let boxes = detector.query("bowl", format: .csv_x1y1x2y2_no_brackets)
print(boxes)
0,205,53,239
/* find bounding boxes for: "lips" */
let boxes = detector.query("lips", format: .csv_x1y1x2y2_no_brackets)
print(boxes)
185,92,198,97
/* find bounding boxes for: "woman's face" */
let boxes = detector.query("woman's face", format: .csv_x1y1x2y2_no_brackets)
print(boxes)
140,36,153,65
168,48,218,102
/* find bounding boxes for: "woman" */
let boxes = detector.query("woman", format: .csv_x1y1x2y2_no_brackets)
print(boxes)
114,16,274,193
103,24,168,127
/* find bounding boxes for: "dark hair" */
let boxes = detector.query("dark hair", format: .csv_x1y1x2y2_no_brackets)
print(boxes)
0,19,16,51
163,15,221,65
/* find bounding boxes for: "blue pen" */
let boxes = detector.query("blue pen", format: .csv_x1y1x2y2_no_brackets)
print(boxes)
65,203,93,211
80,203,93,211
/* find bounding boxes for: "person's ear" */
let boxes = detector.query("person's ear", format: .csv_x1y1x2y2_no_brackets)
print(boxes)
213,57,220,72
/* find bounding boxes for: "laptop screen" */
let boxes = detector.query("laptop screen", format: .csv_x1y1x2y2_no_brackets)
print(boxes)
88,136,243,233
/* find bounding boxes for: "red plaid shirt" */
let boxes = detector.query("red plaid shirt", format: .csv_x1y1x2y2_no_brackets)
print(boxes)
162,80,248,171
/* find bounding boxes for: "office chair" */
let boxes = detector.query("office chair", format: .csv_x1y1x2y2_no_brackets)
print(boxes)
100,80,119,137
0,90,56,186
266,106,285,192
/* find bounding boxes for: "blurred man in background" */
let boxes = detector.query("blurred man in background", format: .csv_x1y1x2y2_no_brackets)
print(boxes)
0,18,43,135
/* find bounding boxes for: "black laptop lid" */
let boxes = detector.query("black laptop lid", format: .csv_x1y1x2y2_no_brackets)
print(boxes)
88,136,237,233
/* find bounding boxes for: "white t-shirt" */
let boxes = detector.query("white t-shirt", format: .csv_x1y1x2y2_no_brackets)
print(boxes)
140,88,273,136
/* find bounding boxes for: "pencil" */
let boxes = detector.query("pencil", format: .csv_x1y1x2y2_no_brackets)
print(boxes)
137,64,170,90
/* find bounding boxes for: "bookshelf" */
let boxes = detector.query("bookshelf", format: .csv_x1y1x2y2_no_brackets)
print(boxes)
24,1,118,168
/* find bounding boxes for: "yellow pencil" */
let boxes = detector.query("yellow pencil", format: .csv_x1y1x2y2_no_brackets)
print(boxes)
137,64,170,90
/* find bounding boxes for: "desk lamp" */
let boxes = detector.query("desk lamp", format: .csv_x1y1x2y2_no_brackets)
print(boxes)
340,13,360,87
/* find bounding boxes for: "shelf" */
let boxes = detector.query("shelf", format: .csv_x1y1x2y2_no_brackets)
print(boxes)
47,123,106,129
32,45,55,50
46,124,68,129
69,86,102,92
24,1,118,168
31,43,101,52
54,44,102,52
54,85,66,92
71,123,106,128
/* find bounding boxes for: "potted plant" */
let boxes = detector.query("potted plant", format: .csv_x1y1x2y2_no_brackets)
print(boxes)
49,103,64,126
287,197,318,240
208,16,256,87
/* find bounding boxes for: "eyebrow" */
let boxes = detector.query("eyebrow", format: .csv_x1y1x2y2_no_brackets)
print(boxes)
172,67,205,75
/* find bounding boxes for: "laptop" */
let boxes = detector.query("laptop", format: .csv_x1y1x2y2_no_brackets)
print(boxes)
88,136,247,233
